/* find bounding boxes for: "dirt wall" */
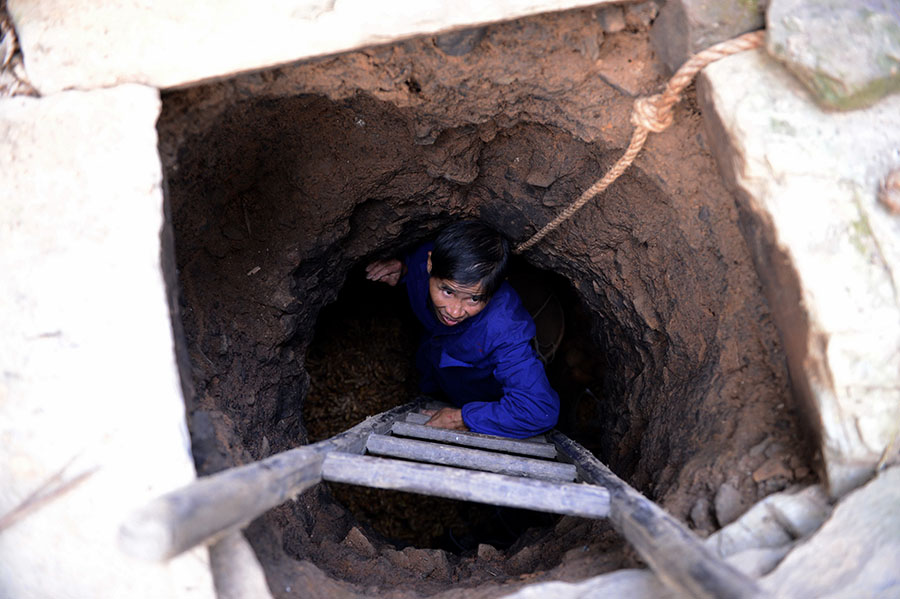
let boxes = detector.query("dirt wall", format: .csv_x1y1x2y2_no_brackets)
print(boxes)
158,8,816,595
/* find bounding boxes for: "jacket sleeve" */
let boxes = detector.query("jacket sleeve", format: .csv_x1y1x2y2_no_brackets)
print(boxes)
460,336,560,438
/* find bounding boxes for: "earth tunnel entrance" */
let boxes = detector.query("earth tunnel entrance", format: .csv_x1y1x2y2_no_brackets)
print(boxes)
157,5,817,597
302,257,608,553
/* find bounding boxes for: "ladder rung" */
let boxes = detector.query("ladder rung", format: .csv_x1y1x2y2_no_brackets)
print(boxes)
392,422,557,458
408,411,549,444
322,453,609,519
405,412,431,425
367,434,576,482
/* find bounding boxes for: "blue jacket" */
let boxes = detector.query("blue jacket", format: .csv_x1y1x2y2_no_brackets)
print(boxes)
404,243,560,438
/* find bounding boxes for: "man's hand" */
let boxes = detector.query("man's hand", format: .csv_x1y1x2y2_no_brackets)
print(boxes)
422,407,468,431
365,259,405,286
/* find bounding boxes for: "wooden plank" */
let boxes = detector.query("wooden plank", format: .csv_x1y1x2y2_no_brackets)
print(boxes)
119,402,418,561
406,412,431,424
549,432,763,599
118,445,324,562
391,421,557,458
366,434,576,482
316,402,420,454
322,453,609,519
519,434,549,445
410,408,549,444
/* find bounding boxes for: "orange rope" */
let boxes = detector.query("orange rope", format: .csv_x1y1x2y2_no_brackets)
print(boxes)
515,30,766,253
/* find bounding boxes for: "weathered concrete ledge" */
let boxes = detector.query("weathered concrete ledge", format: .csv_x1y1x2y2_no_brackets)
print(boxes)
698,49,900,497
0,85,215,598
9,0,619,95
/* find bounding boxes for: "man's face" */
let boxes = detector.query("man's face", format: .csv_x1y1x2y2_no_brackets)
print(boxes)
427,253,488,327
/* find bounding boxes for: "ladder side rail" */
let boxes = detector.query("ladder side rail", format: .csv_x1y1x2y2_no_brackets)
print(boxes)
366,434,576,481
119,402,419,561
549,431,763,599
322,453,609,519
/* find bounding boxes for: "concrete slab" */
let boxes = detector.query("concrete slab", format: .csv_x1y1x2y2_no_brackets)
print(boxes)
698,48,900,498
0,84,215,599
9,0,620,95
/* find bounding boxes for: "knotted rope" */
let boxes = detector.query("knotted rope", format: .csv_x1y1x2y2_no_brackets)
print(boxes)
515,30,765,253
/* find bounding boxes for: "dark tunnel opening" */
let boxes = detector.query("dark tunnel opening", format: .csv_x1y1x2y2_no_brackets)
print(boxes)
156,8,818,597
300,256,611,553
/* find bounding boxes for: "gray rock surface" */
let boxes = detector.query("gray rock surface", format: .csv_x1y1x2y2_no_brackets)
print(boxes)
435,27,487,56
761,466,900,598
501,477,883,599
650,0,763,72
596,5,626,33
706,485,830,558
689,496,715,533
724,545,791,578
768,0,900,110
714,482,745,526
699,48,900,498
500,568,675,599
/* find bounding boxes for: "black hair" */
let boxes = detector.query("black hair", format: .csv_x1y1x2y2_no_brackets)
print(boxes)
430,220,510,298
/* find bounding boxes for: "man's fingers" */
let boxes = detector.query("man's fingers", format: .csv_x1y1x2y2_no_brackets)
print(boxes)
366,260,400,283
366,264,390,281
423,407,467,431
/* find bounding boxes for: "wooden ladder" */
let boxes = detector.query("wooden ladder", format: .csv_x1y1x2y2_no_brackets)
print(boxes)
120,401,762,599
321,402,609,520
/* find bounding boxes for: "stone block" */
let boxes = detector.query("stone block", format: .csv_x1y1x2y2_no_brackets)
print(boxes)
477,543,502,561
623,1,659,30
689,496,715,533
435,27,487,56
403,547,451,580
761,467,900,598
714,482,745,526
0,85,214,598
698,49,900,498
596,5,626,33
8,0,616,95
342,527,377,558
706,485,830,561
650,0,763,73
707,499,794,558
725,545,791,577
766,485,830,538
767,0,900,110
499,568,676,599
752,457,793,483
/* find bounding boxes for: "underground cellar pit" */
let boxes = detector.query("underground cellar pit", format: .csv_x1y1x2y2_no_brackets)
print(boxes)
158,7,819,597
301,259,607,554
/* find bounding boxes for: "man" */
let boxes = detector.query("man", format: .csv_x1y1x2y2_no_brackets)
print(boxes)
365,220,559,438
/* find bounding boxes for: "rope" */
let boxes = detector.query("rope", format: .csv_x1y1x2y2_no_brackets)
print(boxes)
515,30,766,253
